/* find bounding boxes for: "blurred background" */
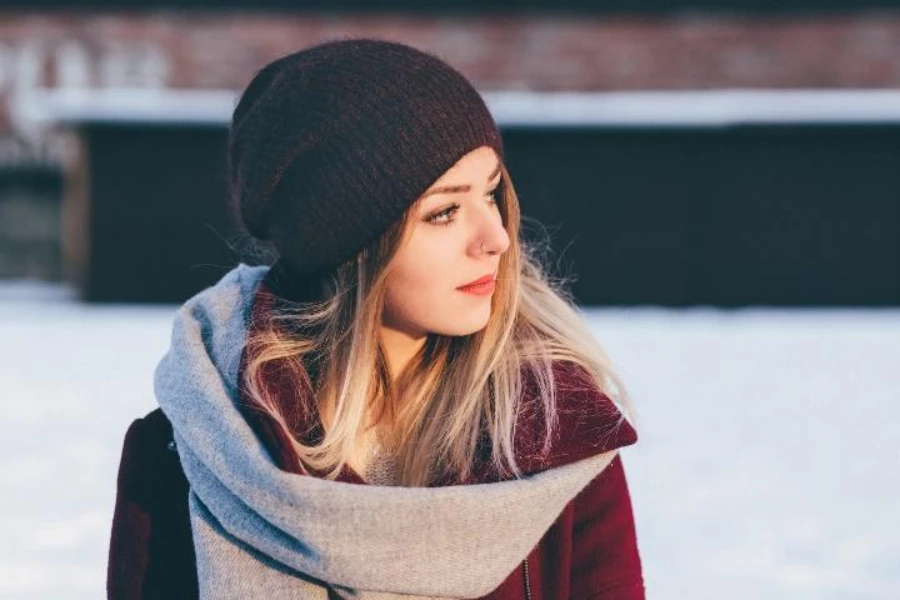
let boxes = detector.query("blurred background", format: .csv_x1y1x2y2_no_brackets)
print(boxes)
1,1,898,598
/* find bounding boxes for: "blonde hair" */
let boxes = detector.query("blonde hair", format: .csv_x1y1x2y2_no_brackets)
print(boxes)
241,163,638,487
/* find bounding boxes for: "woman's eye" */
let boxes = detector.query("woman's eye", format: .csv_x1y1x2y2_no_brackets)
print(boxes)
427,204,460,226
426,188,499,226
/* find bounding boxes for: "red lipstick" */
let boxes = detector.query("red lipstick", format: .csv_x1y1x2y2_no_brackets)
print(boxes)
457,273,496,296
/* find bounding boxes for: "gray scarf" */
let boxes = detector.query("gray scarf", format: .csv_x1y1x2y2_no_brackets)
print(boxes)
153,264,618,599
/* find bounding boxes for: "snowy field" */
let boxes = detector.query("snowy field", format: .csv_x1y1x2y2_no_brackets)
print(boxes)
1,280,898,599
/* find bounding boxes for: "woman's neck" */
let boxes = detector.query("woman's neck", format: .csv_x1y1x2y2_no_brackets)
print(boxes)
379,324,427,384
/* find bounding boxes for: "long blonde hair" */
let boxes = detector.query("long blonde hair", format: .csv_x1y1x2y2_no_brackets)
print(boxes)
241,162,637,487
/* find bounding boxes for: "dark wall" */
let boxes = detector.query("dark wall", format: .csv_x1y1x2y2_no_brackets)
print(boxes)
0,167,63,280
75,121,900,306
82,124,237,303
504,125,900,308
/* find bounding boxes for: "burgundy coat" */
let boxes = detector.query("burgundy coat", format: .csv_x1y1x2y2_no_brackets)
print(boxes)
107,280,645,600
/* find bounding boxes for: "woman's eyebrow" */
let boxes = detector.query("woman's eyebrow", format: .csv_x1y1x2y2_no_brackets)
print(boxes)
421,161,502,198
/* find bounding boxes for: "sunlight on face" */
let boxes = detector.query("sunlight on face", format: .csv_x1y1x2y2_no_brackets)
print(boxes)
383,145,510,340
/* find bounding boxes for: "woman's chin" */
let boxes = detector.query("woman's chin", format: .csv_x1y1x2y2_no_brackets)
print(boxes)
434,315,491,337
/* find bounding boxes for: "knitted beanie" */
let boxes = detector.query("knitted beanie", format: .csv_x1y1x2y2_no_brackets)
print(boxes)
227,37,505,281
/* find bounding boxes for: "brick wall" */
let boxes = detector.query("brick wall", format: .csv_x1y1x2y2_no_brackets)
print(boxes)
2,11,900,139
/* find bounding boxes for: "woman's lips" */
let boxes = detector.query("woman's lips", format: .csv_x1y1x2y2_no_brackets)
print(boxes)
457,275,496,296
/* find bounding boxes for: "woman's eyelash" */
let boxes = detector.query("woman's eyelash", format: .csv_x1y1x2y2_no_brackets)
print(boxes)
427,203,461,225
426,187,501,226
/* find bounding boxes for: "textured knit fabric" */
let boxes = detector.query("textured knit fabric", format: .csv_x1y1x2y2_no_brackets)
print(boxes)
227,38,505,281
153,263,623,599
358,436,453,600
358,429,400,487
106,412,644,599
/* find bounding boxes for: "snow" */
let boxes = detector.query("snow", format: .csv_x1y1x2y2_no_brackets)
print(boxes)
16,88,900,131
1,284,898,599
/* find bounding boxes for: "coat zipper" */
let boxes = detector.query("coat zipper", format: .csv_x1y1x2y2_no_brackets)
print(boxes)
522,557,533,600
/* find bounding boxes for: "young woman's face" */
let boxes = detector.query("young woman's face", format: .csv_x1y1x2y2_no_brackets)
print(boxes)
383,145,510,339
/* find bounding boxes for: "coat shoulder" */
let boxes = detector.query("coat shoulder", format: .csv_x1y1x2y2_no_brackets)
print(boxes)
138,406,174,437
117,408,188,508
133,407,173,444
129,407,178,463
108,408,197,598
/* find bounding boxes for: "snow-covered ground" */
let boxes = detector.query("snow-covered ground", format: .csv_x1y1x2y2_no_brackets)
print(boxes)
1,280,898,599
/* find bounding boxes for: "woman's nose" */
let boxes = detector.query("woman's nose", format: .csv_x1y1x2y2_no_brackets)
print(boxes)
474,212,510,256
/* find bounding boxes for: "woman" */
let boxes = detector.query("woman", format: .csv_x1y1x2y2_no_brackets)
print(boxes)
107,38,645,599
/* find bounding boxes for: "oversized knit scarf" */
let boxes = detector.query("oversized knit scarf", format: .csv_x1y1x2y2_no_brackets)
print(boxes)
153,263,618,599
